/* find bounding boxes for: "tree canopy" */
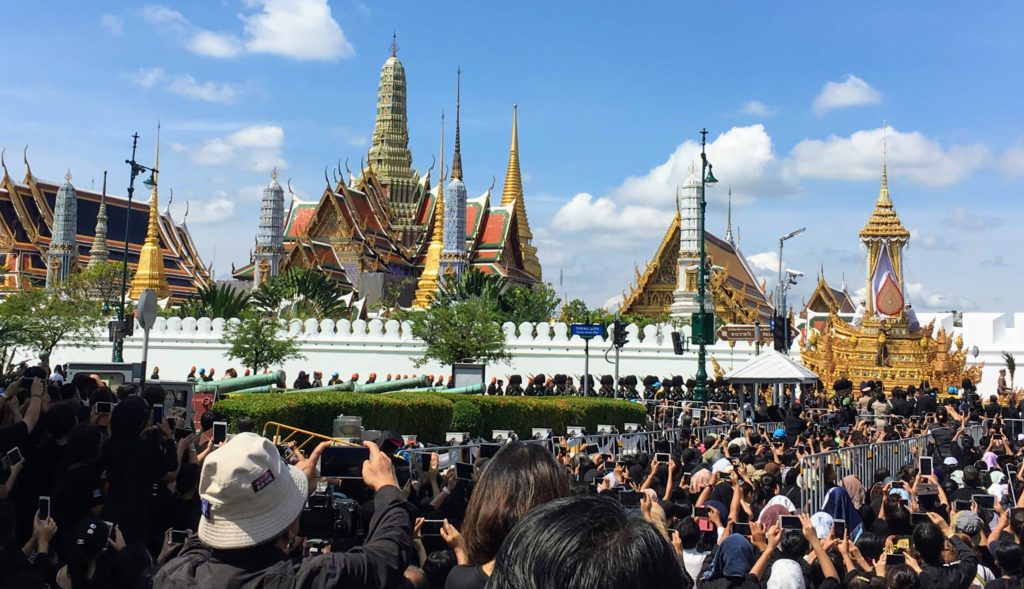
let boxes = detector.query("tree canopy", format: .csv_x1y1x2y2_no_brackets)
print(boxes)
221,310,305,373
408,297,510,368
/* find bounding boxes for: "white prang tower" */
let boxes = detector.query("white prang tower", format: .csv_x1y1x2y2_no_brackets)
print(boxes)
671,163,703,318
254,168,286,285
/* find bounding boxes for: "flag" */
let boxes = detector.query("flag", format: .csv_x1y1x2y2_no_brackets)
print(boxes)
872,244,904,317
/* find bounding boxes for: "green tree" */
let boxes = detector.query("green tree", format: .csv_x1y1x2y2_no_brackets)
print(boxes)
221,311,305,373
178,282,251,319
251,268,348,320
0,284,104,363
501,282,559,325
408,297,510,368
62,261,130,315
559,298,591,324
434,268,510,308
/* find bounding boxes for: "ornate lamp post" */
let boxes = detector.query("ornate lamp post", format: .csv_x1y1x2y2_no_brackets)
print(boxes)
693,129,718,402
111,133,156,362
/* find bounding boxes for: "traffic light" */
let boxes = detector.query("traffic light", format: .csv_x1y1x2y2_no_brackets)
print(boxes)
670,331,686,355
612,319,628,348
772,315,787,351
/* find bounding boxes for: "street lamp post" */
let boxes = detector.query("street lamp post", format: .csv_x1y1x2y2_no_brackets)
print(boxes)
693,129,718,402
111,133,157,363
773,228,804,406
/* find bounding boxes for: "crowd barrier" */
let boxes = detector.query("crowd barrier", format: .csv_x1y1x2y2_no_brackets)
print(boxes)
798,423,986,511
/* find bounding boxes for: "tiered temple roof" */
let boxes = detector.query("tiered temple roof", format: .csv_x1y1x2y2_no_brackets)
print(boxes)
232,41,540,302
0,150,211,298
621,210,773,322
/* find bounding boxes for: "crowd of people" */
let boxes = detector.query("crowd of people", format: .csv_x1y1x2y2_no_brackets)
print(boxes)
3,362,1024,589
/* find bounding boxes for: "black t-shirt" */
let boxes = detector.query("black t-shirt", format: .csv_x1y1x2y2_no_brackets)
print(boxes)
445,565,488,589
0,420,28,453
52,461,104,532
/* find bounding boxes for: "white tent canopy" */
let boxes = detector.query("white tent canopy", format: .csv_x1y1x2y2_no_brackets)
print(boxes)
723,349,819,384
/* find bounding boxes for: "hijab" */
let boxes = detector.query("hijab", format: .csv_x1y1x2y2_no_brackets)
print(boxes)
758,503,790,529
982,451,999,470
766,558,806,589
822,486,862,537
841,475,866,509
702,534,755,580
690,468,713,494
765,495,797,514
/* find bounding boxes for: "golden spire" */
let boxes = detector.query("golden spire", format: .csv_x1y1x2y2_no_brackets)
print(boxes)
130,124,171,299
859,123,908,241
725,186,734,245
878,122,890,205
450,67,463,181
412,111,446,308
501,104,522,206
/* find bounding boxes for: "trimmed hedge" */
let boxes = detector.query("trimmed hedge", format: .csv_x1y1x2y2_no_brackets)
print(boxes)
213,392,646,444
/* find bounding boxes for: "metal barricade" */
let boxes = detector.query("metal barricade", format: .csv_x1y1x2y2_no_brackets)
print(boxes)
999,419,1024,441
798,434,930,511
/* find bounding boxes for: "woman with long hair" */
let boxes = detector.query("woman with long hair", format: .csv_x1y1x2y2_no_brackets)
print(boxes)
442,441,570,589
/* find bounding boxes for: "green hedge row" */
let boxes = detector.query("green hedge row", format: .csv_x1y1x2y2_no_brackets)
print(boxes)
213,392,647,443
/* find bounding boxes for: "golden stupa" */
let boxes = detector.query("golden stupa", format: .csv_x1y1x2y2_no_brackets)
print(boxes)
800,147,982,390
129,125,171,300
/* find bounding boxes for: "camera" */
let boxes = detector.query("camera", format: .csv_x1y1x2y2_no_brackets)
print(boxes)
299,486,361,550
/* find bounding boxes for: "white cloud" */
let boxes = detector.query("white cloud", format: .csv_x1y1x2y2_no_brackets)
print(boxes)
788,125,988,186
909,228,952,251
552,193,667,235
135,67,165,89
941,207,1001,232
134,68,239,104
1000,143,1024,177
187,125,286,172
188,198,236,224
813,74,882,115
190,30,243,58
169,195,236,225
100,14,124,36
143,1,353,61
740,100,775,117
612,124,796,207
981,255,1008,267
747,251,780,274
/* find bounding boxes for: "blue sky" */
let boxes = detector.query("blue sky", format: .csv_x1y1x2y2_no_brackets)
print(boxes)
2,1,1021,312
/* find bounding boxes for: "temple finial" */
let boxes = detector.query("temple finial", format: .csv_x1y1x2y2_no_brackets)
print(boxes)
390,31,398,57
688,161,697,176
451,67,463,181
881,121,888,191
500,103,522,206
725,186,734,245
271,166,278,181
64,170,72,183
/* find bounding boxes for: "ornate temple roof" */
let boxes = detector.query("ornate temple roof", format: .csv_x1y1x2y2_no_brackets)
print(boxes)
0,150,210,298
621,212,773,321
804,274,856,316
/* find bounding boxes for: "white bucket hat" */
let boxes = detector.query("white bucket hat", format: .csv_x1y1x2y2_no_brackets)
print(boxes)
198,432,308,549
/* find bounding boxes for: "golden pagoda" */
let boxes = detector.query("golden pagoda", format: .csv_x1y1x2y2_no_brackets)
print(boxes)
800,143,982,389
412,112,446,309
129,126,171,300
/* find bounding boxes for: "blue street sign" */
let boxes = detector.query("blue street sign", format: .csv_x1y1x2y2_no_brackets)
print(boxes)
571,323,604,339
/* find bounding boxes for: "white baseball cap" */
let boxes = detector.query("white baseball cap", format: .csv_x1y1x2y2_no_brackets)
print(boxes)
198,432,308,549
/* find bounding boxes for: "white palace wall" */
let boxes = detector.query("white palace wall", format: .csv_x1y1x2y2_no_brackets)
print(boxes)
48,312,1019,393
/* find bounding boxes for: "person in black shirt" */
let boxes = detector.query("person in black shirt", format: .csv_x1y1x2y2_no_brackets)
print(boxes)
52,424,105,558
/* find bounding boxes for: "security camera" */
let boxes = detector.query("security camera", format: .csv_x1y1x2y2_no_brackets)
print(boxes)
785,269,804,278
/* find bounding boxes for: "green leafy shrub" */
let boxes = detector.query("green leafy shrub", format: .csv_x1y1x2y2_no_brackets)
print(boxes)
214,392,646,444
449,400,484,436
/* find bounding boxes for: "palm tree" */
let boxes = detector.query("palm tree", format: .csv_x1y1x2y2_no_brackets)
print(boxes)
250,268,348,320
178,283,250,319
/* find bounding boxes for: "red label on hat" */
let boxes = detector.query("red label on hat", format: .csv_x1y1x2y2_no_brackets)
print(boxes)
251,469,276,493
